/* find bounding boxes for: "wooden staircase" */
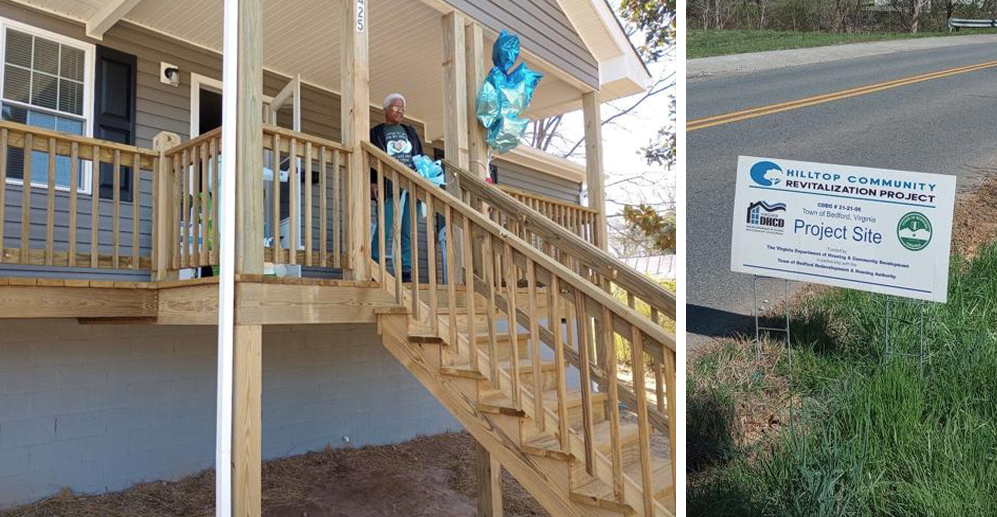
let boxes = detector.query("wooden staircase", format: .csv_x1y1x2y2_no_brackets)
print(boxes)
377,291,674,516
362,142,678,517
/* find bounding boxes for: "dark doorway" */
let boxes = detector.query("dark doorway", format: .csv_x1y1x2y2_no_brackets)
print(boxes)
199,88,223,135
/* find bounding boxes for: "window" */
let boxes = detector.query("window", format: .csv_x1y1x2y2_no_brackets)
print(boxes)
0,22,93,192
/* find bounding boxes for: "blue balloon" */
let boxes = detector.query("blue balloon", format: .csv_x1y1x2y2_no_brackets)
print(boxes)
507,62,543,107
476,31,543,155
475,80,501,129
492,30,520,72
486,115,530,154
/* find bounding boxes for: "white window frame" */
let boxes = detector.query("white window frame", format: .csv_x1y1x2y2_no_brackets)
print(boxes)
0,16,95,195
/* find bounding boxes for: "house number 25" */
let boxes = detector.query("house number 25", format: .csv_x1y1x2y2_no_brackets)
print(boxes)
356,0,366,32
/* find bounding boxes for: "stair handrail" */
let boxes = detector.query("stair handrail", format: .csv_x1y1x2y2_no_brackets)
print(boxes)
447,162,676,322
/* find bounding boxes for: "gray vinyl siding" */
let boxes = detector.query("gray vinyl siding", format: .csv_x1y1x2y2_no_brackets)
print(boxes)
493,158,581,204
445,0,599,88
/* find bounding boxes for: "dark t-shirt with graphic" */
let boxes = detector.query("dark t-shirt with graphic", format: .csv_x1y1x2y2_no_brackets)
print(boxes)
383,124,415,169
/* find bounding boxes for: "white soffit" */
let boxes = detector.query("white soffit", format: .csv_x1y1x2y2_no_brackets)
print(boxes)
556,0,651,97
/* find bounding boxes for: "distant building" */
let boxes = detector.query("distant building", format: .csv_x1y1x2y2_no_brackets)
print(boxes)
621,255,676,280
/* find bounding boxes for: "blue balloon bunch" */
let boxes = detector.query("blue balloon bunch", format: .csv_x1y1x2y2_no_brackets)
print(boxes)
476,30,543,154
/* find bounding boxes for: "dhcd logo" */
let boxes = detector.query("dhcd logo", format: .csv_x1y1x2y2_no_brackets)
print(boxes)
746,201,787,234
897,212,932,251
750,161,783,187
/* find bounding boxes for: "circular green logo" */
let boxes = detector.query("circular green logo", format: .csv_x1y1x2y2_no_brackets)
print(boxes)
897,212,932,251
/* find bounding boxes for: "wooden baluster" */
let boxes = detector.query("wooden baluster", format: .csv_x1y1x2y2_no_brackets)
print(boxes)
549,274,569,452
377,160,386,284
68,143,78,266
392,168,402,302
665,349,677,491
603,306,624,501
304,142,313,266
504,243,521,408
651,307,666,413
45,138,55,265
211,137,219,266
483,232,498,387
632,328,655,515
0,129,6,263
445,204,458,355
289,138,299,265
409,180,420,320
181,148,189,269
575,289,596,476
113,149,122,269
318,146,328,267
527,259,543,431
91,146,102,267
271,133,281,264
426,193,438,335
171,153,180,270
199,144,208,266
463,214,477,371
20,133,32,264
132,152,142,269
332,149,341,268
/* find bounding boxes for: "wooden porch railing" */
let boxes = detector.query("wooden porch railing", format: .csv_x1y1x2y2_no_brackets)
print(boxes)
363,141,676,513
161,125,352,274
499,185,599,247
0,121,159,270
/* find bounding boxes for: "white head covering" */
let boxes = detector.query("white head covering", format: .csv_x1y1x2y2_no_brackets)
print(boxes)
383,93,406,110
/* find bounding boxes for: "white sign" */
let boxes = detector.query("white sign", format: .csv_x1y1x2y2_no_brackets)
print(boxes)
730,156,956,302
356,0,366,32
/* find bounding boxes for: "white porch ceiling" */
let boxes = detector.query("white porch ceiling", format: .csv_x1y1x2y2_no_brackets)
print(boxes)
12,0,588,140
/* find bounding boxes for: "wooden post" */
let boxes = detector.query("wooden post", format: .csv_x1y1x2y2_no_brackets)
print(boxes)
465,21,486,180
228,0,263,515
232,324,262,517
152,131,181,281
582,92,608,250
475,442,502,516
442,11,468,177
342,0,370,280
443,11,468,275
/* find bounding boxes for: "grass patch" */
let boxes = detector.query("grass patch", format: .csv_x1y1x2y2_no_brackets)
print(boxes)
688,243,997,516
688,29,997,59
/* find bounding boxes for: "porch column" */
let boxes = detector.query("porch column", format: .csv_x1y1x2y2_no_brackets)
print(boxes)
221,0,263,515
476,441,503,516
465,22,487,180
342,0,371,280
442,11,469,178
582,91,608,250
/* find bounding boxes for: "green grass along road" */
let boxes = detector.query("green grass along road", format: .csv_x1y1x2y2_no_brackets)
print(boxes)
689,29,997,59
687,244,997,516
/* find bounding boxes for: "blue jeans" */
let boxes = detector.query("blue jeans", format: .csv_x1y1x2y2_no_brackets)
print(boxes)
372,193,411,275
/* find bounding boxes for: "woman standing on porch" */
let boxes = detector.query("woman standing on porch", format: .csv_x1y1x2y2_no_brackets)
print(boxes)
370,93,422,282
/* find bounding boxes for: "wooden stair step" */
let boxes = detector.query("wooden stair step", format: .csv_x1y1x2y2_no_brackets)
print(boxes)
623,453,674,503
495,358,556,374
591,419,641,454
569,476,635,515
522,432,572,461
478,391,526,417
438,364,486,380
542,389,608,409
408,332,444,344
471,331,530,344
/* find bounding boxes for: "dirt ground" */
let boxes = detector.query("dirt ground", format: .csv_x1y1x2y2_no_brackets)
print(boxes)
1,432,549,517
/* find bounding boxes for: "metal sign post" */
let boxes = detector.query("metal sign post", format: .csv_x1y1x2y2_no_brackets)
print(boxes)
753,275,792,365
877,294,930,371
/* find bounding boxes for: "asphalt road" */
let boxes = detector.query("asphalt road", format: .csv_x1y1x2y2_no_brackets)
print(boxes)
687,41,997,349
